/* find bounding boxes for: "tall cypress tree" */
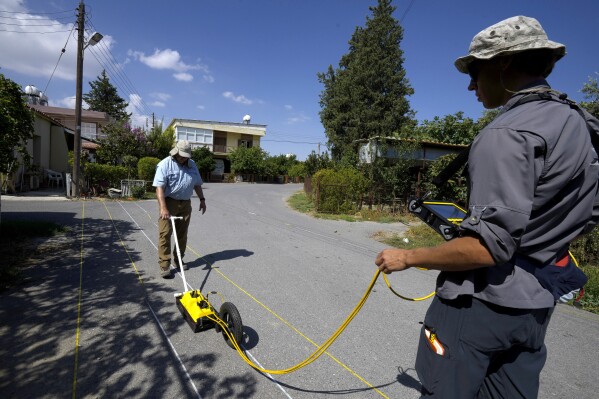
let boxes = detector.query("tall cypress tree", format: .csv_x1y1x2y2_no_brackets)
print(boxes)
83,70,131,121
318,0,415,161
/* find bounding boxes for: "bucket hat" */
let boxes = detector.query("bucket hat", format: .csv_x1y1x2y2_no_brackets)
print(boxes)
169,140,192,158
455,16,566,74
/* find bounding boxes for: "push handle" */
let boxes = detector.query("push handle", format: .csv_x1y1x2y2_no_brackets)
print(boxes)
169,216,187,290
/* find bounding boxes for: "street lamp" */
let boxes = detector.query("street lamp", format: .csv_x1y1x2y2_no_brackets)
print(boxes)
73,1,102,197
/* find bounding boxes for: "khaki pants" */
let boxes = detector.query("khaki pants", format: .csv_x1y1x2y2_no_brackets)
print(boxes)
158,198,192,270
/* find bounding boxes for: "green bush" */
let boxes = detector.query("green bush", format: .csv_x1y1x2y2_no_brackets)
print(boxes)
130,184,146,199
579,265,599,313
312,168,368,213
83,163,128,193
288,163,306,179
138,157,160,181
570,229,599,266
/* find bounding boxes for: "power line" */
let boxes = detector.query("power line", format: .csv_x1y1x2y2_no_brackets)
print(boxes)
83,19,155,121
399,0,417,23
0,27,73,33
262,139,322,145
43,24,76,94
0,19,71,26
0,9,75,15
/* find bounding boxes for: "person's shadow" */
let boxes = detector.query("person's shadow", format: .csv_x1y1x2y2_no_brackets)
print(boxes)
185,249,253,292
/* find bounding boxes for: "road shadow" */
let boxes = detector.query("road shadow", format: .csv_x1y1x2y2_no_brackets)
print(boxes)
0,209,259,399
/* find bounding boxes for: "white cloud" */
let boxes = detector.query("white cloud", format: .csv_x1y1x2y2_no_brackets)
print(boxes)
197,105,205,110
173,72,193,82
222,91,252,105
285,105,293,110
287,113,311,124
151,92,172,101
126,94,149,128
150,101,165,107
128,48,214,82
0,3,110,84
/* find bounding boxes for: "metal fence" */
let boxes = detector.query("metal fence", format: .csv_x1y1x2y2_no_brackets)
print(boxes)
120,179,146,197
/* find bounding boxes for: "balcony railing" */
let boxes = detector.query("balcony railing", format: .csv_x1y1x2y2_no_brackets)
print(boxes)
213,144,228,153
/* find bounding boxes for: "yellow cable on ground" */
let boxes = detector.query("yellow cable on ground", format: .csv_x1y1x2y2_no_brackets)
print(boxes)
210,268,436,375
209,269,382,375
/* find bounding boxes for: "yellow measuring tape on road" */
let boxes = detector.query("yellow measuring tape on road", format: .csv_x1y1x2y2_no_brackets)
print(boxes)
213,269,435,375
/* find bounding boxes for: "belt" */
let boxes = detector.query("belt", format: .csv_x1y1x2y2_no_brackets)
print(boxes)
166,197,190,201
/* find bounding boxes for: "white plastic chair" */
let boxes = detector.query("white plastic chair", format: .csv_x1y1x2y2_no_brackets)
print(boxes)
47,169,64,188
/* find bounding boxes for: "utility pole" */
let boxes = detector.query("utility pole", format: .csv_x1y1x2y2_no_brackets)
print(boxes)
72,0,85,197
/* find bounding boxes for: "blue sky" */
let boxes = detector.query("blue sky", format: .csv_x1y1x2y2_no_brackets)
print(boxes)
1,0,598,160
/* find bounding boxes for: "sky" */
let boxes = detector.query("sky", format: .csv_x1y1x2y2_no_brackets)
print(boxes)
1,0,598,161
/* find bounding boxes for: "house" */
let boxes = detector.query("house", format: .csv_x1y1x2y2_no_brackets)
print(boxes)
357,136,468,197
166,117,267,180
28,103,113,162
2,95,111,193
358,136,467,164
2,106,72,192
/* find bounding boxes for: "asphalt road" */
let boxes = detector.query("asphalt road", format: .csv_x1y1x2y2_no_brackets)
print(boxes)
1,183,598,399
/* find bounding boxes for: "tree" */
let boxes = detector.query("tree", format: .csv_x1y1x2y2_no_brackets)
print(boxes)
413,112,477,145
96,121,147,165
580,73,599,118
229,146,267,176
83,70,131,121
191,146,216,174
0,74,34,175
318,0,415,161
147,123,175,158
304,151,332,176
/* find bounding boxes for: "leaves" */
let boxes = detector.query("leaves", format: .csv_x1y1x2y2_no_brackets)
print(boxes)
83,70,131,121
191,146,216,173
318,0,414,161
0,74,35,173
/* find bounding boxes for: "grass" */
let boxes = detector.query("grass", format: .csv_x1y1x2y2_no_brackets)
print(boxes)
579,265,599,313
0,220,67,291
375,223,445,249
287,190,411,223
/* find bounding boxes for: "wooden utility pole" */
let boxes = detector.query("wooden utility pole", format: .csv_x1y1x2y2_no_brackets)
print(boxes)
72,0,85,197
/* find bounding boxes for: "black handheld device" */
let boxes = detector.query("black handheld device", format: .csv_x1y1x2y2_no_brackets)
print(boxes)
408,197,467,241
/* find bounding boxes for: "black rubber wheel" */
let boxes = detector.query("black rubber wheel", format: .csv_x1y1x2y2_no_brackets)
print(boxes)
219,302,243,349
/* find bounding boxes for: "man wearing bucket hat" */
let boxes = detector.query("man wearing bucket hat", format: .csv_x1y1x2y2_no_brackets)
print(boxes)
153,140,207,279
376,16,599,398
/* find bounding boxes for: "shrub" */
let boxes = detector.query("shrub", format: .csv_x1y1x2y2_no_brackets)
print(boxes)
138,157,160,182
312,167,368,213
570,229,599,266
288,163,306,179
130,184,146,199
83,163,128,193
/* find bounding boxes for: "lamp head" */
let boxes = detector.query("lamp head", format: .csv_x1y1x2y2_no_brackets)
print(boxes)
87,32,103,47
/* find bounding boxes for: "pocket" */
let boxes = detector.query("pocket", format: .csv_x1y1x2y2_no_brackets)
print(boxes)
416,325,452,393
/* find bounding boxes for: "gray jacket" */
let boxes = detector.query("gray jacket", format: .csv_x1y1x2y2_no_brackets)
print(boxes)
436,84,599,308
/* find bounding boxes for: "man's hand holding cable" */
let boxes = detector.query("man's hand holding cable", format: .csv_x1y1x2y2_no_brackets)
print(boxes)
376,249,411,274
375,236,496,274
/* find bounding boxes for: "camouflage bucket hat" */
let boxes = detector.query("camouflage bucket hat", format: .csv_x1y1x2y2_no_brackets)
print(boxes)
455,16,566,74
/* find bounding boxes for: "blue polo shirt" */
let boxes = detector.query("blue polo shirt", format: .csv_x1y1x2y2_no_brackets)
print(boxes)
152,156,203,200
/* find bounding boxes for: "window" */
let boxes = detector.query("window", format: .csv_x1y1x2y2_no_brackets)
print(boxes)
176,126,213,145
81,122,97,139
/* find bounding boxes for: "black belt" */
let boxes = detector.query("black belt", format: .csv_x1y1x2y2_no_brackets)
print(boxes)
166,197,190,201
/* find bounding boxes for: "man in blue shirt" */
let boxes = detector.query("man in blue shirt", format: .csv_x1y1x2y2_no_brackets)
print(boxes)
375,16,598,398
153,140,206,279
